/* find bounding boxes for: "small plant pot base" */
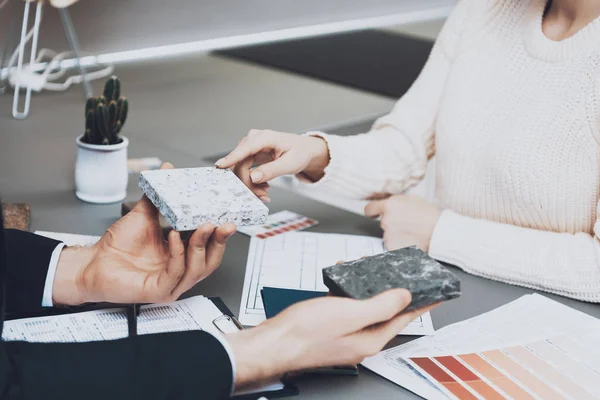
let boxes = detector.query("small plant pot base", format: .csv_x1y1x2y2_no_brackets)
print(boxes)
75,135,129,205
75,191,126,204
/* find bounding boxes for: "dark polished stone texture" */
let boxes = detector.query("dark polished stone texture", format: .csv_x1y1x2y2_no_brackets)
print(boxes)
322,246,461,311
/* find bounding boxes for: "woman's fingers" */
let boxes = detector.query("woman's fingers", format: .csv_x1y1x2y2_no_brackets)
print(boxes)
216,130,277,168
249,152,304,184
233,156,254,189
364,200,386,218
232,156,271,200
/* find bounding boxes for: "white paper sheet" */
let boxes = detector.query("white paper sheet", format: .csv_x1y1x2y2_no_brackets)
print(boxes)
239,232,435,335
361,294,600,400
3,295,225,342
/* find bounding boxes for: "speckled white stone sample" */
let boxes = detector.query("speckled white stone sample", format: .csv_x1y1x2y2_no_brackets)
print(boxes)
322,246,461,311
139,167,268,231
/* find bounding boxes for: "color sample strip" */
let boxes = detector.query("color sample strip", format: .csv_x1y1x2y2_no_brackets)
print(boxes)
256,217,317,239
435,356,505,400
238,211,319,238
458,354,535,400
549,336,600,386
527,340,600,389
411,357,478,400
482,350,567,400
506,345,596,400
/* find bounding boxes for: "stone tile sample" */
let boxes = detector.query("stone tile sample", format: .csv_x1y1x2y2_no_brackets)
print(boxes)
139,167,268,231
322,246,461,311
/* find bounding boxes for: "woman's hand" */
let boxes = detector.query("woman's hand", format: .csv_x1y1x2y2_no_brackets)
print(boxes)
52,163,236,306
365,194,441,252
227,289,436,389
215,129,330,202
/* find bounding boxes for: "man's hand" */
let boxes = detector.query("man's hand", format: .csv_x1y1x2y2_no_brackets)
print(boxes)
364,194,441,252
52,163,236,305
227,289,436,389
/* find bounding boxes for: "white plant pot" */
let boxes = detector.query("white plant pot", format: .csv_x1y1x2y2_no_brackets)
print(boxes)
75,135,129,204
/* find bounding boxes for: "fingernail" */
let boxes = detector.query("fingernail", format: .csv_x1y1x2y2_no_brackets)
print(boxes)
259,196,271,203
215,158,224,167
250,170,264,183
226,231,236,238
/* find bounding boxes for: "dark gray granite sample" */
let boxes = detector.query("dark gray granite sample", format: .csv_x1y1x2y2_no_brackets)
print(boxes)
139,167,269,231
322,246,461,311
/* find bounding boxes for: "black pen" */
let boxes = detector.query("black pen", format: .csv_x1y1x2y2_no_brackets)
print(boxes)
127,304,138,337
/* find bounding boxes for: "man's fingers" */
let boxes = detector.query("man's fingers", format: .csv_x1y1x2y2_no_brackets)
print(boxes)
249,153,300,184
171,224,216,298
160,162,175,170
368,303,437,340
364,200,385,218
347,289,412,331
160,230,186,299
206,223,236,270
346,303,437,359
216,131,276,169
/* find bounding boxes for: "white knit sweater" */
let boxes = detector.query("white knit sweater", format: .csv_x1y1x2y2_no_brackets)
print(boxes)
303,0,600,302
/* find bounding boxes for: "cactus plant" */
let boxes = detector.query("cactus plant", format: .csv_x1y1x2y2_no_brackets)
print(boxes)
82,76,129,145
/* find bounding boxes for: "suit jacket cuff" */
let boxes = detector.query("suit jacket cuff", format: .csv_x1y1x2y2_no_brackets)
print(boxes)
208,332,236,394
4,230,62,314
42,243,66,307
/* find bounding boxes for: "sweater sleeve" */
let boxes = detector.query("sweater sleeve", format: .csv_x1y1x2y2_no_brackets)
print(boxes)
296,0,474,199
429,210,600,303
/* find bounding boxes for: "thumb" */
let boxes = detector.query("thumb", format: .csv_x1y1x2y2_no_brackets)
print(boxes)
249,153,303,184
340,289,412,333
356,289,412,327
364,200,386,218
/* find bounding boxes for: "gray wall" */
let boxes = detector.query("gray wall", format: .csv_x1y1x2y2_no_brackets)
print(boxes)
0,0,455,57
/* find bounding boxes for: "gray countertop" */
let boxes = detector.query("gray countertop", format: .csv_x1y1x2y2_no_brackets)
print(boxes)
1,55,598,399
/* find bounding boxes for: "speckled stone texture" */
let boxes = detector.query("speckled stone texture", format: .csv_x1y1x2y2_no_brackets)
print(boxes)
139,167,268,231
322,246,461,311
2,203,30,231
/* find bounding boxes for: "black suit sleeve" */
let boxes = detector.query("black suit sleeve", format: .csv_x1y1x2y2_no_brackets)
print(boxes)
3,330,233,400
0,222,234,399
4,229,61,315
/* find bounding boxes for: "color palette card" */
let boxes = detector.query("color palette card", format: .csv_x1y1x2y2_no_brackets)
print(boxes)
406,336,600,400
237,210,318,238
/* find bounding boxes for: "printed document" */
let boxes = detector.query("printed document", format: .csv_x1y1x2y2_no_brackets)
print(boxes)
239,232,435,335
